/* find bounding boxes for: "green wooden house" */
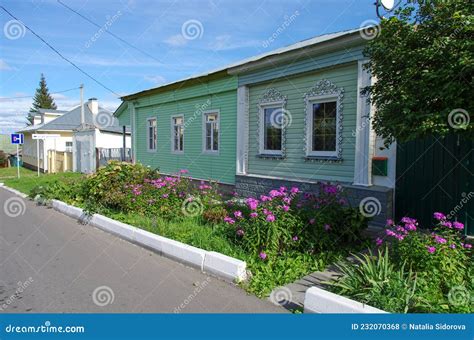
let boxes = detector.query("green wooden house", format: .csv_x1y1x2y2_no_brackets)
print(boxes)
115,28,396,226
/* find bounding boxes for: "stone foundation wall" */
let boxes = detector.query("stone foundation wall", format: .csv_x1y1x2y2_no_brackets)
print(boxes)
235,175,393,227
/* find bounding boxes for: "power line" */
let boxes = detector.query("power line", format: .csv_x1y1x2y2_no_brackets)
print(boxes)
0,5,121,97
0,87,80,100
57,0,162,64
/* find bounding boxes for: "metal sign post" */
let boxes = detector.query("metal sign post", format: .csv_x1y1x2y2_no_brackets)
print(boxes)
32,134,61,176
10,133,24,179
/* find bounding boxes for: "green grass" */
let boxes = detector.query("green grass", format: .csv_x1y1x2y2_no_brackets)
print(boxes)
1,167,82,194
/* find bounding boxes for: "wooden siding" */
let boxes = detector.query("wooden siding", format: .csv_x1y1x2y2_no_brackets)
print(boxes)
134,76,238,184
247,63,358,183
238,44,364,86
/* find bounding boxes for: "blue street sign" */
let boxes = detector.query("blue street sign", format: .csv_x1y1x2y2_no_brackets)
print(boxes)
11,133,24,145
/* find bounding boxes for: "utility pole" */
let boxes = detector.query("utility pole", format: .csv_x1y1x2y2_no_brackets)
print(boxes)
80,84,84,127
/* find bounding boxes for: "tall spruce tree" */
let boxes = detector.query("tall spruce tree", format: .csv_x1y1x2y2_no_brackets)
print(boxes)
27,74,57,125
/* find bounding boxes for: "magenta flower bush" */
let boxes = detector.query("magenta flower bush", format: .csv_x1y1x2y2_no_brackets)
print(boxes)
378,212,473,301
224,183,368,258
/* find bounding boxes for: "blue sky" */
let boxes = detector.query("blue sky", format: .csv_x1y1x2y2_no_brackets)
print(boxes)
0,0,378,133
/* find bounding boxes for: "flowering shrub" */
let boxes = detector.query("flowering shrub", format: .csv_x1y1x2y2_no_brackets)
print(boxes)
333,212,473,313
224,184,368,259
382,213,471,291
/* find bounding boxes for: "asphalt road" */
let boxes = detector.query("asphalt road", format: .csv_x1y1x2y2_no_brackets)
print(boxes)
0,188,285,313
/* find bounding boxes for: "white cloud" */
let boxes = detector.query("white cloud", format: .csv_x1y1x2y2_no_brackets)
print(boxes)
144,75,166,85
208,35,261,51
164,34,188,47
0,60,14,71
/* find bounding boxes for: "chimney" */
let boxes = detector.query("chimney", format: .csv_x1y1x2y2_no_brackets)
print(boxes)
87,98,99,114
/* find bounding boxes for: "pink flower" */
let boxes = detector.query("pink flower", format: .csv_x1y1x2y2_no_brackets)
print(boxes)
324,224,331,231
434,235,447,244
462,243,472,249
426,246,436,254
453,221,464,230
260,195,272,202
224,217,235,224
433,212,446,220
292,236,298,241
259,252,267,260
233,211,243,219
375,237,383,247
266,214,276,222
282,205,290,212
401,217,417,225
290,187,299,194
179,169,189,174
246,198,259,210
309,218,315,225
449,244,456,249
236,229,244,237
269,190,283,198
283,197,292,205
162,194,169,198
279,186,287,192
386,219,394,226
441,221,452,228
250,212,258,218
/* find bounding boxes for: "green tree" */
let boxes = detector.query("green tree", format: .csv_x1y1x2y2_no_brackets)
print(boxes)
27,73,57,125
364,0,473,145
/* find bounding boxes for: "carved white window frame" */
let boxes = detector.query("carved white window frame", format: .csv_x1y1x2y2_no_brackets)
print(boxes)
303,80,344,161
257,88,287,158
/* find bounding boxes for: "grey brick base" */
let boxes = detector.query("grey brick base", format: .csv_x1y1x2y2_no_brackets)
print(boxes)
235,175,393,227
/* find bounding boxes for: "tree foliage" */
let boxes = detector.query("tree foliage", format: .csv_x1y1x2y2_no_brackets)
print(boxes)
28,73,57,125
364,0,473,145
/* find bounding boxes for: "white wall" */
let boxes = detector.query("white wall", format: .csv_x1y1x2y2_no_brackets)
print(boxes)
95,130,131,149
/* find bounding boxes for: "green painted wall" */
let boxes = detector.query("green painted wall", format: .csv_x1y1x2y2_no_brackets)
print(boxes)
247,63,358,183
117,104,130,127
133,75,238,184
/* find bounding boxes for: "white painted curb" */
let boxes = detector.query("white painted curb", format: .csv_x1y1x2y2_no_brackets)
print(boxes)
304,286,387,313
204,251,247,282
0,184,28,198
46,198,247,282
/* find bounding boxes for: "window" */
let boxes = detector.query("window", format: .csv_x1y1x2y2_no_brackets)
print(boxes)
147,118,157,151
259,106,283,155
65,141,73,152
307,99,338,157
172,116,184,153
203,112,219,153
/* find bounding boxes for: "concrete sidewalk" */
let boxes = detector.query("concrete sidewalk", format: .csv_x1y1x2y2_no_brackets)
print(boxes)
0,188,285,313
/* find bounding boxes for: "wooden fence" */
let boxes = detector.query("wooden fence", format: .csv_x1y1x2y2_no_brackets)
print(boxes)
47,150,73,173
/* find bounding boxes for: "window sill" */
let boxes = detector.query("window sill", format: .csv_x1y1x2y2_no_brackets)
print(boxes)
304,155,343,163
257,154,285,160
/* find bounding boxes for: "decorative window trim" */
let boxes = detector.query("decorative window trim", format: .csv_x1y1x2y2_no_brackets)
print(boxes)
171,114,184,154
146,117,157,152
202,110,220,155
303,79,344,161
257,88,288,157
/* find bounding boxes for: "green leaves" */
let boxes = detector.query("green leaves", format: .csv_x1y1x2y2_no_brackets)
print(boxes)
364,0,473,145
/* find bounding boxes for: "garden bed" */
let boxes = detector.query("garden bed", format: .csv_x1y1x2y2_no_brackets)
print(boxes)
27,162,369,299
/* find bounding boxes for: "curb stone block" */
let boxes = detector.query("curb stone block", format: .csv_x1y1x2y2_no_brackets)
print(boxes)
90,214,136,241
304,287,387,314
160,238,206,270
203,251,247,282
133,228,166,253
